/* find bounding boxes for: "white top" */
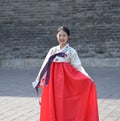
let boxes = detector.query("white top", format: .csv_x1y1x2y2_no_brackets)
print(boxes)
35,43,90,83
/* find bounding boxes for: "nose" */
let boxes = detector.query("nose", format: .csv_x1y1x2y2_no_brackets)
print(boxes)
59,36,64,39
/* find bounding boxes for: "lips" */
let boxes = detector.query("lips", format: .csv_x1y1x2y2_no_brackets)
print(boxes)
59,39,65,42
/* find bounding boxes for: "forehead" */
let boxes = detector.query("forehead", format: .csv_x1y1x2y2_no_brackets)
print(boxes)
57,30,67,35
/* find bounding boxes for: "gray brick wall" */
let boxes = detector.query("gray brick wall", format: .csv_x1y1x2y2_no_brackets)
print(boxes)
0,0,120,63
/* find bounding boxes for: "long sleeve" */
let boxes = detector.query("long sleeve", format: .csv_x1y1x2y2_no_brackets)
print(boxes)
35,48,52,82
70,50,90,78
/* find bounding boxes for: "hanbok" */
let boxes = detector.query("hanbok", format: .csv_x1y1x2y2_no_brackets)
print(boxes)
33,44,99,121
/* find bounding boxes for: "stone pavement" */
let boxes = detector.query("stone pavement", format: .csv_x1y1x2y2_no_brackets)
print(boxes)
0,67,120,121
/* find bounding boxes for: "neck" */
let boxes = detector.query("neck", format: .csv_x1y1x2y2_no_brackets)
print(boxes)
59,43,67,50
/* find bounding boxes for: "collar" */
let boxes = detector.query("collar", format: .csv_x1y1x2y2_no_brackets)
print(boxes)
58,43,69,52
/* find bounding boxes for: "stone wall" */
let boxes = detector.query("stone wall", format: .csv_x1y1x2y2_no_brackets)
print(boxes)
0,0,120,68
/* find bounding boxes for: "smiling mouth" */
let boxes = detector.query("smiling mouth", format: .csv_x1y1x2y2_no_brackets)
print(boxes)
59,39,65,42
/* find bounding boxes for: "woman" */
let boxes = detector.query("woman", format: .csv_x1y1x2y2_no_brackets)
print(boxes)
33,26,99,121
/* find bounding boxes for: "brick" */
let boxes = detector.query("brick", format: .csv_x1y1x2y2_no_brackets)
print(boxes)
0,0,120,68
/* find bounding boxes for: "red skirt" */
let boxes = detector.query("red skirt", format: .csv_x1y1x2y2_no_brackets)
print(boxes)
40,62,99,121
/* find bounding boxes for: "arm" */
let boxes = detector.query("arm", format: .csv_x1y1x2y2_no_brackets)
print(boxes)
35,48,52,82
70,50,90,78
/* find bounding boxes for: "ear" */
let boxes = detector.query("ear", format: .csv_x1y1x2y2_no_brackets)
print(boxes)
68,36,70,40
56,34,58,38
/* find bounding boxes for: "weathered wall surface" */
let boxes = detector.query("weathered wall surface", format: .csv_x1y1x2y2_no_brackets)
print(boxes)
0,0,120,68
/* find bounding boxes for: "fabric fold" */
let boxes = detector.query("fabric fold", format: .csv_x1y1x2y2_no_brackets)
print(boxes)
40,62,99,121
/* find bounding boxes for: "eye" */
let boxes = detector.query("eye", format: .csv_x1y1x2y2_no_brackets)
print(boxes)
58,34,62,37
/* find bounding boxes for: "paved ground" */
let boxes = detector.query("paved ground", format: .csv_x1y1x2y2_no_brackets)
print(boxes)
0,67,120,121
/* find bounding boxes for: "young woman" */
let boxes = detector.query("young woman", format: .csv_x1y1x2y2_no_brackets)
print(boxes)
33,26,99,121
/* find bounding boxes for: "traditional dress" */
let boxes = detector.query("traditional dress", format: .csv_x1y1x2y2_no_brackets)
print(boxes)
33,44,99,121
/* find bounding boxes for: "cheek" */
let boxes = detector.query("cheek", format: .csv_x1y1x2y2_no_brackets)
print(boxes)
65,37,69,40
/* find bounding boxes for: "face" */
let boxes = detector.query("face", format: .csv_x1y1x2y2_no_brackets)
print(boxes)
56,30,69,46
